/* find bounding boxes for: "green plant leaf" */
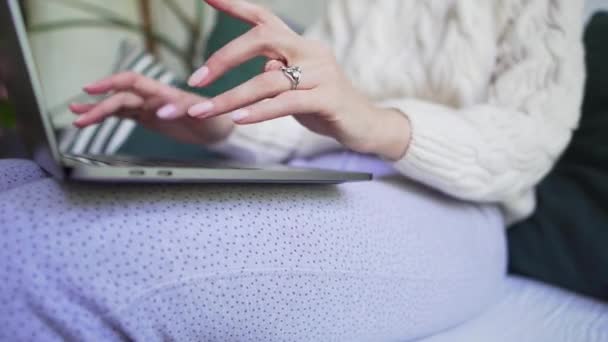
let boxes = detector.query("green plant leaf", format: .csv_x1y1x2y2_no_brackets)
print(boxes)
28,0,207,74
0,101,16,129
43,0,125,22
29,19,186,62
164,0,196,29
196,0,205,24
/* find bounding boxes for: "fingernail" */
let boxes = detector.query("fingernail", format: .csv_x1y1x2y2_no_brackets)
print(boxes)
231,109,250,123
70,103,89,112
188,101,214,117
156,104,179,120
83,82,96,90
74,117,86,127
69,103,81,112
188,66,210,87
83,79,107,91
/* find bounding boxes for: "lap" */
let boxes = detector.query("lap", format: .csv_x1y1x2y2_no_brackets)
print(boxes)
0,158,506,341
0,159,47,192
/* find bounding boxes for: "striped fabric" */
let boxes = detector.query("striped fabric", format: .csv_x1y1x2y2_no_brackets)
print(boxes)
57,41,177,156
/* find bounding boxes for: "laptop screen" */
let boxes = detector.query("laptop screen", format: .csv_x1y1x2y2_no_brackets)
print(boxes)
4,0,228,165
1,0,65,178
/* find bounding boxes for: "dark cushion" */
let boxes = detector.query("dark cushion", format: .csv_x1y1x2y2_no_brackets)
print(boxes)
508,12,608,301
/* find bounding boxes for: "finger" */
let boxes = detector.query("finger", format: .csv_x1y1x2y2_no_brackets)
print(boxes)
204,0,283,26
0,84,7,100
188,27,295,87
69,103,96,114
155,103,188,121
84,72,177,99
188,70,299,118
74,92,144,128
83,77,115,95
264,59,286,72
156,91,210,120
229,90,319,125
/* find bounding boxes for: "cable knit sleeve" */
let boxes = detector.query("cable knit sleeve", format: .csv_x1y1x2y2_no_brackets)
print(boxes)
383,0,585,222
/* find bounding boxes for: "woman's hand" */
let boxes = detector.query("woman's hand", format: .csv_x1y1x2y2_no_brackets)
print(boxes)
186,0,411,160
71,72,234,145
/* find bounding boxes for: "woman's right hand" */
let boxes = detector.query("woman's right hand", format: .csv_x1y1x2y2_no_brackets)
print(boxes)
71,72,235,145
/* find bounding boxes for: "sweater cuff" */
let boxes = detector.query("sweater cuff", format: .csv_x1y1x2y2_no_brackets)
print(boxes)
207,116,342,164
378,98,483,196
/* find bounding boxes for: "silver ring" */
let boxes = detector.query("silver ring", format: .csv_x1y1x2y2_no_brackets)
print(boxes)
281,66,302,90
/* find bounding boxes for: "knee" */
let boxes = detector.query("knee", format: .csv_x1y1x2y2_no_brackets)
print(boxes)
0,159,47,192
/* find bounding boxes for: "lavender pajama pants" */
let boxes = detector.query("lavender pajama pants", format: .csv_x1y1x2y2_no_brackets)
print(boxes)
0,152,506,341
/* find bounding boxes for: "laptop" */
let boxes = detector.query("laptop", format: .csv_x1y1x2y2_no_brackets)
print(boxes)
0,0,371,184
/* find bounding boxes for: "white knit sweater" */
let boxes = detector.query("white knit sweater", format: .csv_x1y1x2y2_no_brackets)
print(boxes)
213,0,586,224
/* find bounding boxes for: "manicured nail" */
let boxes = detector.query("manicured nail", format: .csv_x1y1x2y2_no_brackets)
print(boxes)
188,66,210,87
188,101,214,117
83,79,109,92
231,109,250,122
156,104,179,120
83,82,96,91
70,103,93,113
69,103,83,113
74,117,86,127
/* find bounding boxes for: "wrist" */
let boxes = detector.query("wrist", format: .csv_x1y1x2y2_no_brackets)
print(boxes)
368,108,412,161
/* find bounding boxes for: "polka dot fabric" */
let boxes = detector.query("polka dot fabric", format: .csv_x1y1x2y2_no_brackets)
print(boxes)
0,155,506,342
0,159,47,192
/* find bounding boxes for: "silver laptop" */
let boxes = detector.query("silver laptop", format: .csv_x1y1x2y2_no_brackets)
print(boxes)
0,0,371,184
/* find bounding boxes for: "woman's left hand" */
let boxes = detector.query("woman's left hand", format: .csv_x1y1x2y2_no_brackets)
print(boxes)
187,0,411,160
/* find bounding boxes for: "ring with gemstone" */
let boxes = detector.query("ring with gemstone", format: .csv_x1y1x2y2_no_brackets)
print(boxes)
281,66,302,90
